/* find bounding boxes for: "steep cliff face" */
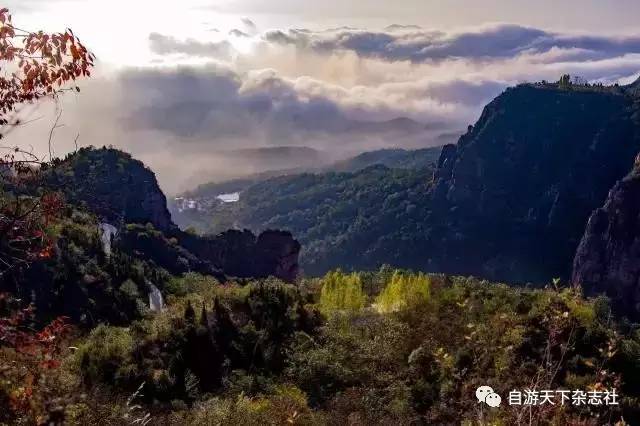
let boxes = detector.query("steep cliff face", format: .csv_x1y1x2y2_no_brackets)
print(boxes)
177,229,301,282
256,230,301,283
573,158,640,319
47,147,174,231
429,84,640,283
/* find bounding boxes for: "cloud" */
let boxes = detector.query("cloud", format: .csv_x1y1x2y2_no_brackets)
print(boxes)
229,29,250,38
148,32,234,60
2,62,465,192
119,65,463,144
385,24,423,31
262,24,640,63
9,21,640,194
241,18,257,33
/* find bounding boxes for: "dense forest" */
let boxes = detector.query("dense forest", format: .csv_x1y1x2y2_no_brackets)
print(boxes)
173,165,436,274
5,257,640,425
170,146,443,235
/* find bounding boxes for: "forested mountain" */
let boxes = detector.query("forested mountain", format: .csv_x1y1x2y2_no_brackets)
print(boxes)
324,146,443,173
2,148,302,326
429,83,640,283
44,148,176,231
176,81,640,287
178,165,435,271
178,146,443,201
7,4,640,424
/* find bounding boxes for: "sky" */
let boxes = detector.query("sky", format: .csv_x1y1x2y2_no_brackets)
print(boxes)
5,0,640,192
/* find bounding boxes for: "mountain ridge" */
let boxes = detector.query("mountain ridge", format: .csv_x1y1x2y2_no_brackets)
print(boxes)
173,82,640,290
39,147,302,283
176,146,443,201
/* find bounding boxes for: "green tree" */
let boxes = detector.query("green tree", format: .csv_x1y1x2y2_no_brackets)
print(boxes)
319,270,367,315
376,271,430,313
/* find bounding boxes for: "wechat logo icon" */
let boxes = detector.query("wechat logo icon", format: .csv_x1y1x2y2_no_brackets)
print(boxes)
476,385,502,408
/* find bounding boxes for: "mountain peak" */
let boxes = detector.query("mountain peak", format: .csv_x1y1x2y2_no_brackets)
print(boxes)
50,147,174,231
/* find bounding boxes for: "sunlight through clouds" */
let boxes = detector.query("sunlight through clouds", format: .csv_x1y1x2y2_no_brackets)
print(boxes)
5,0,640,192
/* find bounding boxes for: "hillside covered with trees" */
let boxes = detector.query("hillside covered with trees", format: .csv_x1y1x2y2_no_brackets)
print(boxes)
2,104,640,424
5,264,640,425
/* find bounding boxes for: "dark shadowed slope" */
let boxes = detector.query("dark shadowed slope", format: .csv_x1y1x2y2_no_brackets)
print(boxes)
429,84,640,283
573,155,640,320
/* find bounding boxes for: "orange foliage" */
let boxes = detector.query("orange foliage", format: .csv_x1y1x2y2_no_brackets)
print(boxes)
0,7,95,126
0,7,93,423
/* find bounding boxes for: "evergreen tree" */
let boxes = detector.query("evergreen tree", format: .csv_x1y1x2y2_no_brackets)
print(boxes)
184,302,196,324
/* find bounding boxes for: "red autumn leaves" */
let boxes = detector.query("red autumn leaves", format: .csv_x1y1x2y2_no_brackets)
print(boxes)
0,7,95,124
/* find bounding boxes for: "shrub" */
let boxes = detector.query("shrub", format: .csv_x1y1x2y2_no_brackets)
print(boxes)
119,279,140,299
74,325,138,386
182,385,320,425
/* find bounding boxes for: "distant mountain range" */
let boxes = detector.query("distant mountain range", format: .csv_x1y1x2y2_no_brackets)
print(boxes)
179,146,443,200
173,132,458,191
131,100,450,141
326,147,442,173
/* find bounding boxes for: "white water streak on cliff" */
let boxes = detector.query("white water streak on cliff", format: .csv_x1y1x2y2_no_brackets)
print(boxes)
99,223,118,258
148,283,165,312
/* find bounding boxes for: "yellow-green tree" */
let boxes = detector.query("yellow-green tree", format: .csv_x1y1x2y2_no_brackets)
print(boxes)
376,271,430,313
319,270,367,315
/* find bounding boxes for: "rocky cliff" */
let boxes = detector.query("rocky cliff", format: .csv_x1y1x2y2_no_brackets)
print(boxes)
429,84,640,283
573,156,640,320
176,229,300,282
47,147,174,231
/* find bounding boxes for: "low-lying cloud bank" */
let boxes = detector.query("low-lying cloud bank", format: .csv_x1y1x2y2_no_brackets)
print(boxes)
262,24,640,63
6,23,640,193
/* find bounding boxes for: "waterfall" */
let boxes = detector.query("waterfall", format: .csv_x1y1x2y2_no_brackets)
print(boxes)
148,283,165,312
99,223,118,257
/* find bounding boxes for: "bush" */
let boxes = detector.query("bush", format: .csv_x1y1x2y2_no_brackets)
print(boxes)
75,325,138,386
187,387,321,426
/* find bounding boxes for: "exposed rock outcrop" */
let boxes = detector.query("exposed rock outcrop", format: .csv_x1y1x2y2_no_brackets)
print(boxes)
427,84,640,283
118,223,226,280
256,230,301,283
573,158,640,319
47,147,174,231
177,229,300,282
